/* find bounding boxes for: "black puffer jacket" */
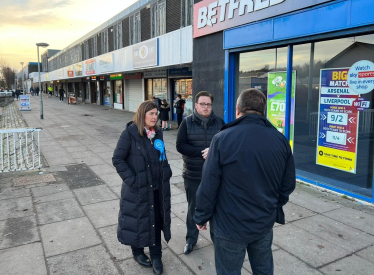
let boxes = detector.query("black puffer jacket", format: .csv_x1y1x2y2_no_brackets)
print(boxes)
112,122,173,248
176,112,225,180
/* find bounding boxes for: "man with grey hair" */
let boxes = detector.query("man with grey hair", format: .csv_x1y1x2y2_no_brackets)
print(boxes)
194,89,296,274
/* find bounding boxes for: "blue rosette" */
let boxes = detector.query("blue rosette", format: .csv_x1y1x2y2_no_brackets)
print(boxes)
154,139,166,161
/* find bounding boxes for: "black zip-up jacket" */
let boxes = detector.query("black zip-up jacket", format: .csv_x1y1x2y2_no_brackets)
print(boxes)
112,122,173,248
194,114,296,241
176,112,225,180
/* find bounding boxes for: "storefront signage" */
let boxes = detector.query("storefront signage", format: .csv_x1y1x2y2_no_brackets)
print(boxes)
45,73,49,81
123,73,142,79
267,71,296,149
67,65,74,77
144,69,167,78
99,75,110,81
110,74,123,80
19,95,30,110
316,68,359,174
169,67,192,77
133,39,158,68
85,59,96,75
90,76,97,81
75,62,83,76
348,60,374,94
193,0,333,38
98,53,114,72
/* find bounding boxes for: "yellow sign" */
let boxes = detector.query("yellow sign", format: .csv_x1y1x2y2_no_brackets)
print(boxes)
317,146,356,173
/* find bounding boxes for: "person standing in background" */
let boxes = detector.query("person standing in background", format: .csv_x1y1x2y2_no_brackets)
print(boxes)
174,94,185,129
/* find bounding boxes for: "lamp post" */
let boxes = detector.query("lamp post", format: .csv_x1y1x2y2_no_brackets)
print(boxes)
36,42,49,119
20,62,24,94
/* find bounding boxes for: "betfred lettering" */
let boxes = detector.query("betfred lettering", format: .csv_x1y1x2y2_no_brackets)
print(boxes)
197,0,285,29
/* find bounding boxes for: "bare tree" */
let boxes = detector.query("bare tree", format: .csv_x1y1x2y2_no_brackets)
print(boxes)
0,58,17,89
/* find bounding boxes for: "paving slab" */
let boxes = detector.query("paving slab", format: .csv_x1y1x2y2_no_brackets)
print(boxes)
171,193,187,205
273,224,350,268
109,184,121,198
283,202,316,222
12,173,56,187
83,199,119,228
171,184,184,196
40,216,101,257
171,201,188,222
355,244,374,264
289,191,342,213
98,173,123,186
31,182,70,197
274,249,323,275
170,175,184,184
170,167,183,177
47,245,119,275
64,145,90,153
89,163,117,177
292,215,374,253
98,225,133,261
0,187,30,201
323,207,374,235
167,217,212,255
35,198,84,225
0,215,39,249
319,254,374,275
0,242,47,275
73,185,117,205
119,248,193,275
0,196,34,221
56,163,105,189
33,190,74,204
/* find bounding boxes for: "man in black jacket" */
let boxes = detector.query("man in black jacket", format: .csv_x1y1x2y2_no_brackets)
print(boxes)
194,89,296,275
176,91,225,255
173,94,185,129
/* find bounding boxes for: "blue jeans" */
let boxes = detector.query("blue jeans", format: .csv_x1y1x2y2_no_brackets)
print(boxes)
214,229,273,275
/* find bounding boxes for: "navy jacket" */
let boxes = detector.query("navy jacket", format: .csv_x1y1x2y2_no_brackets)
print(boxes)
112,122,172,248
194,114,296,241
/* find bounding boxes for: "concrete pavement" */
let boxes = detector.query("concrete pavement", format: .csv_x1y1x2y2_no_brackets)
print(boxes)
1,95,374,275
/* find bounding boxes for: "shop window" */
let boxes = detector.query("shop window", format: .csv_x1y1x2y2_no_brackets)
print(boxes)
151,0,166,38
174,79,193,116
114,80,123,104
101,29,108,54
292,34,374,198
181,0,193,27
146,78,168,101
130,12,141,45
114,22,123,50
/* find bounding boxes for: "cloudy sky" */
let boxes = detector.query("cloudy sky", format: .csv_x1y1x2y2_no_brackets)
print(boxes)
0,0,138,71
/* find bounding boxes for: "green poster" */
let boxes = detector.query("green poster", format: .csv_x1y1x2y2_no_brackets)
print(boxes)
267,71,296,150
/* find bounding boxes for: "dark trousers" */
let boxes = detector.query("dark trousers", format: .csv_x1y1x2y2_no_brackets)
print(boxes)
59,94,64,101
131,189,163,260
214,229,274,275
177,113,183,128
184,178,201,245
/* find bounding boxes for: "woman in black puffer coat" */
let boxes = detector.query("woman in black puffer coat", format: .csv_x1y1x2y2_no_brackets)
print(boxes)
112,100,172,275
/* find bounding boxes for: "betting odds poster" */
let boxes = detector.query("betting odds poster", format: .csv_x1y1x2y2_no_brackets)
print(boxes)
317,68,360,173
267,71,296,150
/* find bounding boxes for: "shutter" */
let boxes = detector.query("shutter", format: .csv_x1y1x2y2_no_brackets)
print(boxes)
166,0,181,33
141,7,151,41
127,79,143,112
123,17,129,47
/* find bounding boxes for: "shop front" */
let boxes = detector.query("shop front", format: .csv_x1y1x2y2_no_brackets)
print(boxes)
98,75,111,106
194,0,374,202
110,73,124,110
83,77,91,103
144,69,168,101
169,67,193,120
90,76,98,104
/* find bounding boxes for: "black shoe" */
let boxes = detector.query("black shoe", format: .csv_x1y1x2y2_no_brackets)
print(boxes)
133,253,152,267
184,243,195,254
152,258,163,274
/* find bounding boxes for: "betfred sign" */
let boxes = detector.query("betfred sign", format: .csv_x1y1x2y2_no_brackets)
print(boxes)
194,0,285,38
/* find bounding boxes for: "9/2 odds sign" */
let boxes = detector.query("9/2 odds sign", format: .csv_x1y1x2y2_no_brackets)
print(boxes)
316,68,359,173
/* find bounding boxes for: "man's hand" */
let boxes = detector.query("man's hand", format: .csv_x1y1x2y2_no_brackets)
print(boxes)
196,223,207,231
201,148,209,159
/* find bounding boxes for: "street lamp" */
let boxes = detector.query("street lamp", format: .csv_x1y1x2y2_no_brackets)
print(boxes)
20,62,24,94
36,42,49,119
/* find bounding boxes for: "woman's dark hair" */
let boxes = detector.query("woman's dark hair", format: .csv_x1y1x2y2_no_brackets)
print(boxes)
133,100,158,136
237,89,267,116
195,91,214,103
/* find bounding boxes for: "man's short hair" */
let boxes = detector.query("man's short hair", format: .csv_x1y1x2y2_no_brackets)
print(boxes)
195,91,214,103
237,89,267,116
176,94,182,99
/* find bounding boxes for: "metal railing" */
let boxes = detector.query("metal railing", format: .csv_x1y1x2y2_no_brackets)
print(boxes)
0,128,43,172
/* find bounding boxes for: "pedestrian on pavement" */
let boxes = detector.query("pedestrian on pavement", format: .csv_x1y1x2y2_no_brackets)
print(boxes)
174,94,185,129
59,86,65,102
35,86,40,96
112,100,173,275
194,89,296,275
55,86,58,97
176,91,225,255
159,99,170,131
30,86,34,96
48,86,53,98
15,89,20,100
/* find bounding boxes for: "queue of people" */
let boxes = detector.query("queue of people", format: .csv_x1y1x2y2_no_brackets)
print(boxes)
112,89,296,275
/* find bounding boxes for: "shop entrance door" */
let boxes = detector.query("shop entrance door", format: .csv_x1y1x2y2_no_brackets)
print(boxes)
91,82,96,104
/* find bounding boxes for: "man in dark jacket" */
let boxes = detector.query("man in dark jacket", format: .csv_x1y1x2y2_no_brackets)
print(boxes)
174,94,186,129
194,89,296,275
176,91,225,254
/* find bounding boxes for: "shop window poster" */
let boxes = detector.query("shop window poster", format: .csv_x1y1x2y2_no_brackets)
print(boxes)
266,71,296,150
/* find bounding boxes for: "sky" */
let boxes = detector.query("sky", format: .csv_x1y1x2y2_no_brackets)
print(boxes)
0,0,138,72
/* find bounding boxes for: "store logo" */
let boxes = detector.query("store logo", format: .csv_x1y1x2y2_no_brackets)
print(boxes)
139,45,149,59
197,0,285,29
272,76,286,88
